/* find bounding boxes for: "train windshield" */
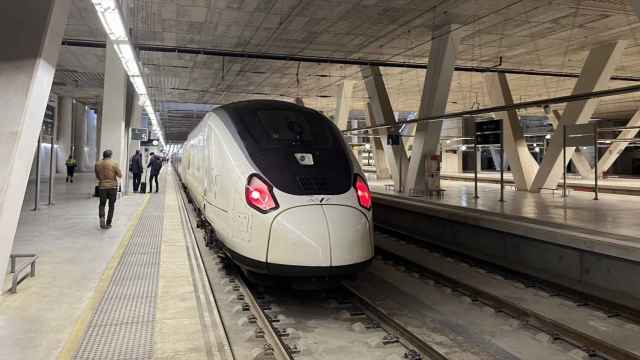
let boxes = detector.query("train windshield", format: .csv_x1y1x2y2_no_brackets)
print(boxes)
223,101,353,195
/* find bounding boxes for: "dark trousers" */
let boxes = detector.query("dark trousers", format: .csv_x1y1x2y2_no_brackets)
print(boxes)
66,167,75,178
132,172,142,192
149,173,159,193
99,188,118,224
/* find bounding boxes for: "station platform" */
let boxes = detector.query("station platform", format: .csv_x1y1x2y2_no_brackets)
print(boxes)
0,171,213,359
363,165,640,195
440,171,640,195
370,179,640,310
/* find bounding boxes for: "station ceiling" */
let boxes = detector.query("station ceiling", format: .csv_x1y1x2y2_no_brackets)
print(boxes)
54,0,640,142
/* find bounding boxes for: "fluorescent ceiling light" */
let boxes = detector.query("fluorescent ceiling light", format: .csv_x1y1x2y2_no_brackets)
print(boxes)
130,76,147,95
91,0,128,41
114,43,141,76
91,0,166,147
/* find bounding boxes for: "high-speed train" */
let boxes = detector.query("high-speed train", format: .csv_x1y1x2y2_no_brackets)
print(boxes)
177,100,373,278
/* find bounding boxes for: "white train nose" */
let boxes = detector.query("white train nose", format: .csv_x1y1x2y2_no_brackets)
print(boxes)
267,205,372,268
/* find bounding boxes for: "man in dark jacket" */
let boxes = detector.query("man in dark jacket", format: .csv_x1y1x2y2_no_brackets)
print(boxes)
129,150,144,192
147,152,162,193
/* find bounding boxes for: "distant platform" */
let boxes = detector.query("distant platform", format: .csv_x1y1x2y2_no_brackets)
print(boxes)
370,179,640,309
362,166,640,195
444,171,640,195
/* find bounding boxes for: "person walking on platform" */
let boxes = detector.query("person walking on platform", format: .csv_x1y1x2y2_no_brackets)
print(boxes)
129,150,143,192
147,152,162,193
95,149,122,229
65,155,77,183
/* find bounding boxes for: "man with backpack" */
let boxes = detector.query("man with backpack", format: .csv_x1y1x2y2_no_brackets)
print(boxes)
95,149,122,229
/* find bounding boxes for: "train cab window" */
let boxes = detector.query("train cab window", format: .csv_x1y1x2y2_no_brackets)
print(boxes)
224,101,352,195
254,110,332,148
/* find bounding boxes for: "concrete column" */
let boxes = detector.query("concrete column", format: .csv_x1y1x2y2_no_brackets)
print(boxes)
530,41,626,192
598,108,640,174
366,102,391,179
484,73,538,190
548,109,594,179
335,80,355,130
72,101,90,171
361,65,408,191
0,0,70,276
100,39,128,169
56,96,73,172
406,25,461,192
127,94,143,160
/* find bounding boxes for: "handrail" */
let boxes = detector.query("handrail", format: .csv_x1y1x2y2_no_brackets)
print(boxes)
9,254,38,293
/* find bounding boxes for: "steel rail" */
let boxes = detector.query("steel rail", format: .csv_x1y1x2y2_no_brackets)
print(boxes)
175,171,293,360
342,282,448,360
237,277,295,360
343,83,640,134
174,174,236,360
375,226,640,360
60,38,640,82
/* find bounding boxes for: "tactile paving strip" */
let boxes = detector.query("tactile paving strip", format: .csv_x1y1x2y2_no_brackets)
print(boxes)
74,194,164,360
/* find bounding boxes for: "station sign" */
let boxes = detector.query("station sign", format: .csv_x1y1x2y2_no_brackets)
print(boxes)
141,138,160,147
130,127,149,141
475,119,502,133
475,119,502,145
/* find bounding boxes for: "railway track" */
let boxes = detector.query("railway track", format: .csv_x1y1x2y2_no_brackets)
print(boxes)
374,225,640,360
175,172,639,359
175,174,439,360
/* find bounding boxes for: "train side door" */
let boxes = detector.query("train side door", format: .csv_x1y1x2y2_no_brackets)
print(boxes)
213,129,232,212
206,122,216,202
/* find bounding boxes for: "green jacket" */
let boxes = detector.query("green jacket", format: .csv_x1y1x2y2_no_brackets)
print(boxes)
65,159,77,168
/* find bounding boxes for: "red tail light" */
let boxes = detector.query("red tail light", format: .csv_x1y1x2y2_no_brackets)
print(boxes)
245,174,278,213
354,175,372,210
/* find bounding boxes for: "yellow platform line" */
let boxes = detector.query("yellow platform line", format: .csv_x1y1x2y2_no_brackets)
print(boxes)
57,194,151,360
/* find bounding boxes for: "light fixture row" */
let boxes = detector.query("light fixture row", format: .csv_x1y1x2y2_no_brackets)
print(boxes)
91,0,165,147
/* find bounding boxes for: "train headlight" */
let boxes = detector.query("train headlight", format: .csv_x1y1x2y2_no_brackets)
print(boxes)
354,175,372,210
245,174,279,213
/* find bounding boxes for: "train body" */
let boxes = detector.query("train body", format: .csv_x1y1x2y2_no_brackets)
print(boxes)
177,100,373,277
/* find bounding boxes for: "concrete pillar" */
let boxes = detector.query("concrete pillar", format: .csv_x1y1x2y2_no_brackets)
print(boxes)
366,102,391,179
56,96,73,172
127,94,143,160
72,101,90,171
100,39,128,169
484,73,538,190
406,25,461,192
598,108,640,174
548,109,594,179
530,41,626,192
361,66,408,191
0,0,70,276
335,80,355,130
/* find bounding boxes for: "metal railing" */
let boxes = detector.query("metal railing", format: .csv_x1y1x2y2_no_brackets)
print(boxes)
8,254,38,293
